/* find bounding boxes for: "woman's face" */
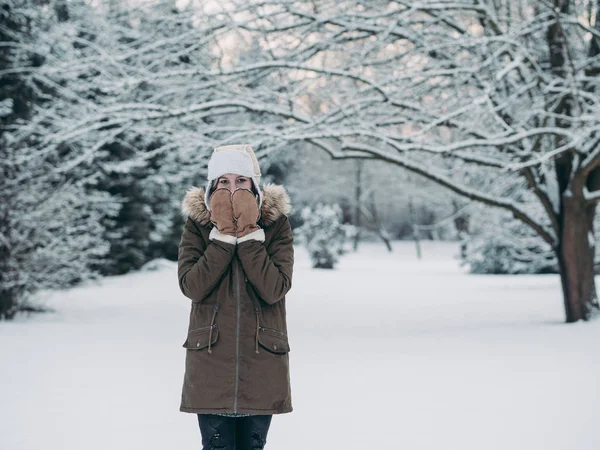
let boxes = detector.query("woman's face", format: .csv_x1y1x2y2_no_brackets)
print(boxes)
216,173,253,192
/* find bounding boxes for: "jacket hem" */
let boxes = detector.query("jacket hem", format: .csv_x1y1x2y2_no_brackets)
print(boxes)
180,405,293,415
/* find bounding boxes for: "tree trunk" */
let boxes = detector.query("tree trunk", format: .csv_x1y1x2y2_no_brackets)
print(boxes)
556,193,600,322
547,0,600,321
353,160,362,251
369,191,392,252
408,197,422,260
452,199,469,259
0,190,16,319
0,290,16,320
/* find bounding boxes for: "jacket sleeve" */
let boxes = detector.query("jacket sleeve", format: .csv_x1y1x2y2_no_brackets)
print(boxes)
236,215,294,305
177,217,236,303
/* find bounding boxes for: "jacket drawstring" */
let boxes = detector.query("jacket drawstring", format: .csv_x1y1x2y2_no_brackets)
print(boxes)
254,305,260,354
208,303,219,354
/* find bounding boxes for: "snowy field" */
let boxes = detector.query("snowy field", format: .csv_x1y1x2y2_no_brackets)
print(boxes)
1,241,599,450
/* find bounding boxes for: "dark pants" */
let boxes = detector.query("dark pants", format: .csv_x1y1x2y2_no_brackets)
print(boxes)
197,414,273,450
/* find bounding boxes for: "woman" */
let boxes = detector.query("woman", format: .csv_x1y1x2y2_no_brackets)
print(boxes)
177,144,294,450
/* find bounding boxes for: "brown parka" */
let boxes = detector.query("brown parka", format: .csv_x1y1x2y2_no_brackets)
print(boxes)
177,183,294,415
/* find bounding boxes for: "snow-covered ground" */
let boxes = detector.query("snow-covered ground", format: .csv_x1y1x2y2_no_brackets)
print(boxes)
1,241,599,450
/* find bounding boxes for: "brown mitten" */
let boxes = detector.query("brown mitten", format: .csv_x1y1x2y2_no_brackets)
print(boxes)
231,188,261,237
209,188,236,236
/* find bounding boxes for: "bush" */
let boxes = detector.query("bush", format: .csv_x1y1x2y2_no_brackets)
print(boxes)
295,203,357,269
461,215,557,274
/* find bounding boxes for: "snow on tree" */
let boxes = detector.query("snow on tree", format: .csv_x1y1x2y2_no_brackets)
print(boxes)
0,0,309,317
5,0,600,324
207,0,600,322
0,0,118,318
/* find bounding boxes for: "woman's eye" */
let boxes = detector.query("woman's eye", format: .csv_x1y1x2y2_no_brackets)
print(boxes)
220,180,227,184
237,179,246,183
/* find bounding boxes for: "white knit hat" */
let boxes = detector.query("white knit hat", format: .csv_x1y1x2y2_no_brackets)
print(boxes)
204,144,263,212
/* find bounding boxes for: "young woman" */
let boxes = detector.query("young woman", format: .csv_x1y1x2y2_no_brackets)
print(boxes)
177,144,294,450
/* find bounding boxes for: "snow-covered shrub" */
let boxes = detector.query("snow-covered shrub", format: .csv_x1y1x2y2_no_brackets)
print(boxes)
461,212,557,274
462,208,600,275
295,203,357,269
463,234,557,274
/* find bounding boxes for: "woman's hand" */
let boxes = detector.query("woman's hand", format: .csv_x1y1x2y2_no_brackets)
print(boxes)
209,188,236,236
231,188,261,237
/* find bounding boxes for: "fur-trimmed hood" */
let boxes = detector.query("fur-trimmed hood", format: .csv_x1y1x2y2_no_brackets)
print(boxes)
181,183,292,227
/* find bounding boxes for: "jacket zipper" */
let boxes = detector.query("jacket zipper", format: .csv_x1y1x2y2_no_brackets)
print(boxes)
234,259,240,413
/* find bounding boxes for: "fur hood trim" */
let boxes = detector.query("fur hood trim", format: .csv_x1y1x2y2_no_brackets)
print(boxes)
181,183,292,227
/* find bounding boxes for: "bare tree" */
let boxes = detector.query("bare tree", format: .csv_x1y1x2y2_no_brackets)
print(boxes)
210,0,600,322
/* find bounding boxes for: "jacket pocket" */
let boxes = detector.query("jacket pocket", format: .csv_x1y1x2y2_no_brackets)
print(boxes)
182,324,219,350
257,326,290,354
